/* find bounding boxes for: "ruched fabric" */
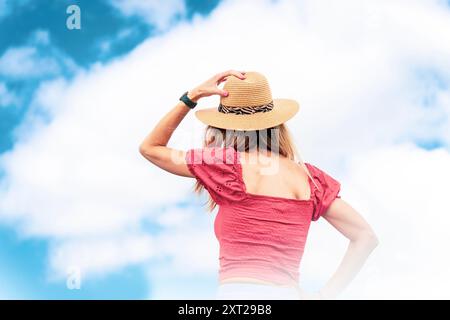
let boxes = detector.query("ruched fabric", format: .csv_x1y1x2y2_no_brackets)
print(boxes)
304,163,341,221
185,147,341,286
184,147,246,204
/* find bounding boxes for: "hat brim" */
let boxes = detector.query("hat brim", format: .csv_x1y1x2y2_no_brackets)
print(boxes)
194,98,300,131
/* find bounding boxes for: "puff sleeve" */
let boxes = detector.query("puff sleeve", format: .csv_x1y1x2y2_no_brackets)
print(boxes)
185,147,244,205
305,163,341,221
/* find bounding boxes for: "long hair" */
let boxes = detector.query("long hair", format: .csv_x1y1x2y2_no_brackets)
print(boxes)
193,123,318,211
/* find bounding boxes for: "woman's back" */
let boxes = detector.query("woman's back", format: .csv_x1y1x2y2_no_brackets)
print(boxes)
185,146,341,287
239,151,312,202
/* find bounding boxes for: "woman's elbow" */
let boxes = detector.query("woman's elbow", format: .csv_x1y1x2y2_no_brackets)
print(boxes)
139,144,166,165
139,144,147,156
355,230,379,251
139,144,156,160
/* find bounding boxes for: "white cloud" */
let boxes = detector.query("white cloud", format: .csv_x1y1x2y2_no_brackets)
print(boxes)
0,30,78,79
302,144,450,299
109,0,186,31
346,145,450,299
153,206,218,275
0,0,450,299
48,233,155,279
0,82,19,107
0,47,59,78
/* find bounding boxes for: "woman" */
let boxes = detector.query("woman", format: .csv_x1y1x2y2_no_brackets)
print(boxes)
139,70,378,300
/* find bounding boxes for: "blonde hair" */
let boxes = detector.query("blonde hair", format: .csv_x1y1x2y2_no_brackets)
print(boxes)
193,123,318,211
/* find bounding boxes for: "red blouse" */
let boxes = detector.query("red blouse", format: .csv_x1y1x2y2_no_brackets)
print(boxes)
185,147,341,287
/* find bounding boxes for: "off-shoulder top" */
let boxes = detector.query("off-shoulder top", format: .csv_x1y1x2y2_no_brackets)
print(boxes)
185,146,341,287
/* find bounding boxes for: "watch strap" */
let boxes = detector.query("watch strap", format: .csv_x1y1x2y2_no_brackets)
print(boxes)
179,91,197,109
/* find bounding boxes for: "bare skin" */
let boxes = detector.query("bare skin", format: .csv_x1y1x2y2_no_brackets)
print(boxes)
139,70,378,300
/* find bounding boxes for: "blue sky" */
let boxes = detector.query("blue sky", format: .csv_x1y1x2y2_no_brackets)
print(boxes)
0,0,219,300
0,0,219,152
0,224,148,299
0,0,449,300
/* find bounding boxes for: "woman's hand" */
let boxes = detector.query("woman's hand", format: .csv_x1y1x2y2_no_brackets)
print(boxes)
187,70,246,102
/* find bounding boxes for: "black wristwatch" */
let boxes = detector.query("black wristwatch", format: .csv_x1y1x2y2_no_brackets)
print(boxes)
179,91,197,109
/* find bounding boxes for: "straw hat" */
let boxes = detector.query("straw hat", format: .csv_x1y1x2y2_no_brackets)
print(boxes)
195,71,299,131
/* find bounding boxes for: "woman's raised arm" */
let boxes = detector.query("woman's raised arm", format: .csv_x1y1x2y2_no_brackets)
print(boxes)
138,70,246,177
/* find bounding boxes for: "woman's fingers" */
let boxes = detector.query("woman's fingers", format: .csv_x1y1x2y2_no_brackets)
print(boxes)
195,70,246,98
217,76,229,84
215,70,246,83
211,87,228,97
227,69,246,79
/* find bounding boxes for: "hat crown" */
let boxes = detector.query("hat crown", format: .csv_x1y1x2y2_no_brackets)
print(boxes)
221,71,273,107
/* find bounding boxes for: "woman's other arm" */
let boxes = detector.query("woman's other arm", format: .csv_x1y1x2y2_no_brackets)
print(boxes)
318,198,379,299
